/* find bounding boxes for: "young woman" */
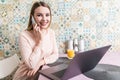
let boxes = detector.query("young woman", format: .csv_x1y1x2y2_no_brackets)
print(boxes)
13,1,59,80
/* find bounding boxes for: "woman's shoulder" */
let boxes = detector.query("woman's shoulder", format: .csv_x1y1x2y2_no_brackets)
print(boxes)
20,30,28,35
20,30,33,37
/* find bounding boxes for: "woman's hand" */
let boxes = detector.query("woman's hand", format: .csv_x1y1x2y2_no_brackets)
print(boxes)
27,69,35,77
33,24,47,46
26,60,44,77
33,24,41,43
33,24,43,45
26,68,39,78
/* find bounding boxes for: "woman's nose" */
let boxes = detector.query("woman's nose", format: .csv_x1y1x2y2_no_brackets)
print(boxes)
42,16,46,21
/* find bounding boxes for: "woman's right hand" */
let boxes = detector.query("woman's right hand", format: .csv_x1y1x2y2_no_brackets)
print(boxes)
33,24,47,46
33,24,42,44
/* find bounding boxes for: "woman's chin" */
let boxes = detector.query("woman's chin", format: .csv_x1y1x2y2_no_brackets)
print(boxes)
41,26,49,29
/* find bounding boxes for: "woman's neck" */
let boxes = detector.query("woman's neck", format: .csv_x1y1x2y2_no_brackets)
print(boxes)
41,28,48,34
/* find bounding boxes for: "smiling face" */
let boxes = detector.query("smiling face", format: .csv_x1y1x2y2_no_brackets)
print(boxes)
34,6,51,29
27,1,52,31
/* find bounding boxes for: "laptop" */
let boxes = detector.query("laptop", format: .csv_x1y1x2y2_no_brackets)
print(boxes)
39,45,111,80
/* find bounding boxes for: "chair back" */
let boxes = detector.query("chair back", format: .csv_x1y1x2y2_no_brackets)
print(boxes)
0,54,20,79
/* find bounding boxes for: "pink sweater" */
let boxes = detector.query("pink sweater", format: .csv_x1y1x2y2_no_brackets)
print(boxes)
13,28,59,80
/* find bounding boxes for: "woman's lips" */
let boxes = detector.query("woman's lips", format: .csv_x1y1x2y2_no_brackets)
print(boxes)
40,22,48,26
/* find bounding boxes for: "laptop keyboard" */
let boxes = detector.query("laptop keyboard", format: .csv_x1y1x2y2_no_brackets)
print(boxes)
52,69,67,78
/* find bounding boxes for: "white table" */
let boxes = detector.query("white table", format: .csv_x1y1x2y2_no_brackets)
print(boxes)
99,52,120,66
59,52,120,80
38,52,120,80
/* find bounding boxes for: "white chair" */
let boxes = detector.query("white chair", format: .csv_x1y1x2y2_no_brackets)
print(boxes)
0,54,20,79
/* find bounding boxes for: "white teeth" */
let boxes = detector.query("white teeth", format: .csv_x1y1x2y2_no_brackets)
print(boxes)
41,23,47,26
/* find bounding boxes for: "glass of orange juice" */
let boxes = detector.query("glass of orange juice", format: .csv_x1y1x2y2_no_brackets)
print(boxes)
67,49,75,59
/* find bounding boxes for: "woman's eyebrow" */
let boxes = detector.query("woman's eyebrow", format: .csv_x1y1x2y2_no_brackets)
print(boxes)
36,12,50,14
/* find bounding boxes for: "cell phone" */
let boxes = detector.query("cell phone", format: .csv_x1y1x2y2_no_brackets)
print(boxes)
32,16,36,24
32,16,40,28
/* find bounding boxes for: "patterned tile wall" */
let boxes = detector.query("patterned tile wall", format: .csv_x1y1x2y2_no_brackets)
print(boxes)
0,0,120,57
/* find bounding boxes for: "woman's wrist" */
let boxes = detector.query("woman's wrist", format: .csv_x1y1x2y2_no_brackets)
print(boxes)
40,59,45,66
35,40,43,47
35,59,45,71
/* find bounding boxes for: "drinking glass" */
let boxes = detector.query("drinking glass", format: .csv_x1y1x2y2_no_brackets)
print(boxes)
67,49,75,59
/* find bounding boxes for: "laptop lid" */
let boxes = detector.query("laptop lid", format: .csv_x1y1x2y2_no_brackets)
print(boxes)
61,45,111,80
39,45,111,80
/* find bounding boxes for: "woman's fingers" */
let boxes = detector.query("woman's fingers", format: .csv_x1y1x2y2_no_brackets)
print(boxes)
33,24,37,31
23,70,28,76
33,25,40,36
34,25,40,34
32,69,37,76
27,70,33,77
27,70,36,77
33,24,42,43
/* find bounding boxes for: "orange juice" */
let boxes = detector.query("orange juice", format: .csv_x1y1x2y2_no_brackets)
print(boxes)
67,49,75,59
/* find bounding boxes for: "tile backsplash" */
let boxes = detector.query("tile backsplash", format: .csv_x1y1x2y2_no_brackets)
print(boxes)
0,0,120,57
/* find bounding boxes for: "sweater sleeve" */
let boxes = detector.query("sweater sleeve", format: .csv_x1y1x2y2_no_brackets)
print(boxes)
44,31,59,64
19,32,45,69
